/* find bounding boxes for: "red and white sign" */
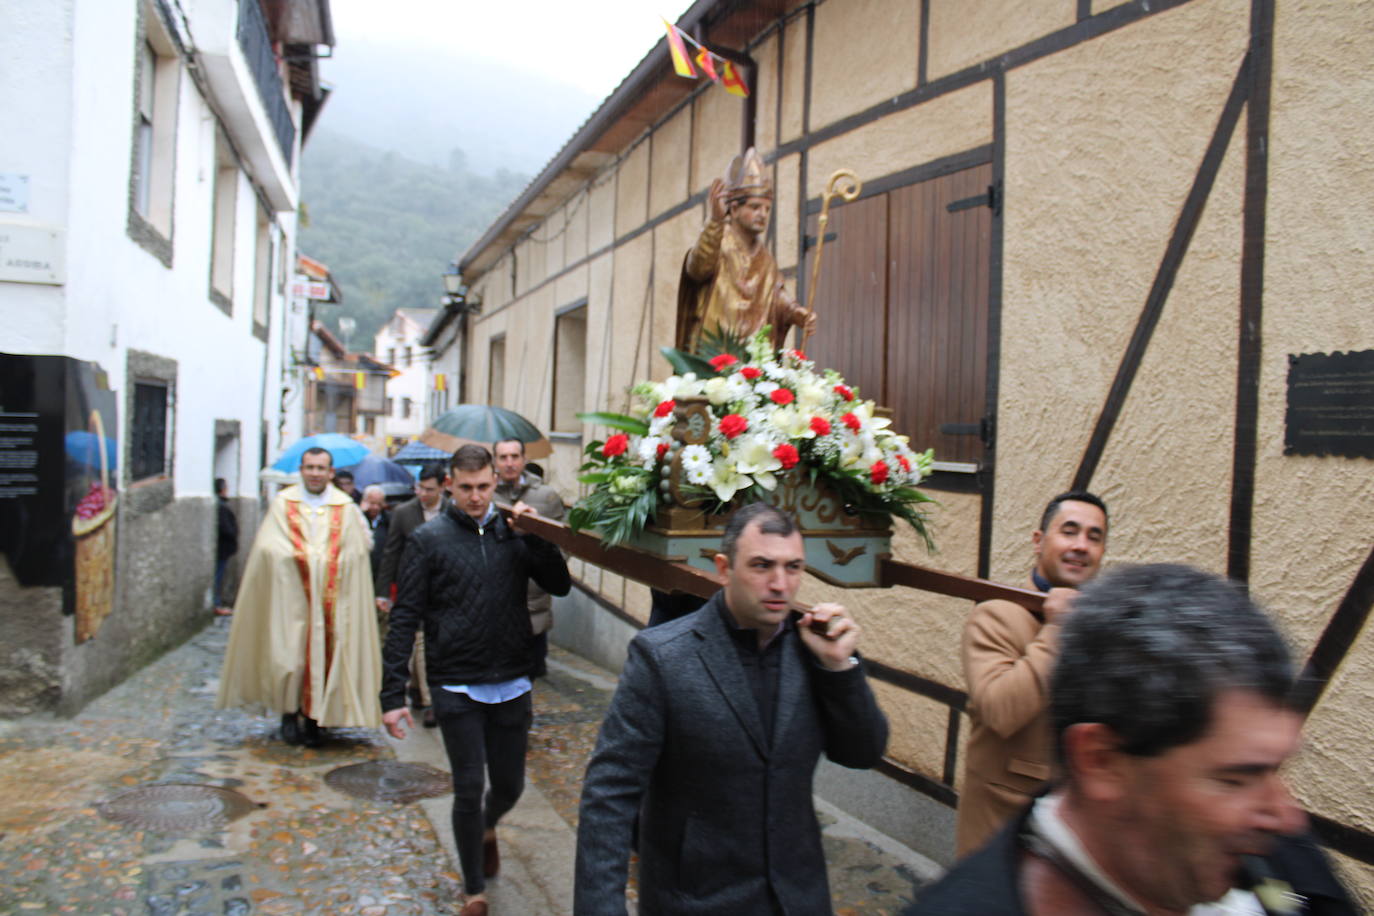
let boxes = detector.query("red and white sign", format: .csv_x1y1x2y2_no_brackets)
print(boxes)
290,275,332,301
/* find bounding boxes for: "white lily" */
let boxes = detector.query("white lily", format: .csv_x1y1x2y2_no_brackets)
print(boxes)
710,458,751,502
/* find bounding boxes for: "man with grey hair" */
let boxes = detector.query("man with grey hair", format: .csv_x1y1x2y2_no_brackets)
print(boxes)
575,502,888,914
909,563,1355,915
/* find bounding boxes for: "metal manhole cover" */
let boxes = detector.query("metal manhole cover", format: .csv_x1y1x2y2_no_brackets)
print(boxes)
97,784,259,833
324,761,452,804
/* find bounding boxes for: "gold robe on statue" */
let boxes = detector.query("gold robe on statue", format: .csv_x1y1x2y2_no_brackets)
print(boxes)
216,484,381,727
676,216,809,354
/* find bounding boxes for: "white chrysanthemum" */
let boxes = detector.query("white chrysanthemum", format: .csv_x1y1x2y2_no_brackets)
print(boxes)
754,380,780,399
680,444,713,485
648,413,674,437
662,373,705,399
722,374,752,402
703,376,733,406
636,436,665,468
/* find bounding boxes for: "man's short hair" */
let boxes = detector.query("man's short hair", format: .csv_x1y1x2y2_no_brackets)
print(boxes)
214,477,226,494
720,502,799,564
450,444,493,474
362,484,385,499
334,469,354,483
493,437,525,456
417,461,446,484
1051,563,1293,766
301,446,332,467
1038,490,1108,534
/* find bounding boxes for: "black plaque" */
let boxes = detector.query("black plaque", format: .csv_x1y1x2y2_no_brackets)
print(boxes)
1284,349,1374,459
0,354,119,641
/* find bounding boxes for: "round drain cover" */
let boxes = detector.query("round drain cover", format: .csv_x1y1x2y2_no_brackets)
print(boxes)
97,783,258,834
324,761,452,804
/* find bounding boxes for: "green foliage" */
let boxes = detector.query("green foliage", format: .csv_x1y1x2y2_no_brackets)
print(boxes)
574,412,649,435
658,347,718,378
695,324,750,361
298,129,530,346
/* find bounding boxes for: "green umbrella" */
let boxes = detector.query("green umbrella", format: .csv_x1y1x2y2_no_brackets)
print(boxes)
418,404,553,459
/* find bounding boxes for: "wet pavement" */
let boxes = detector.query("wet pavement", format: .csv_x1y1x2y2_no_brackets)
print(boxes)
0,619,934,915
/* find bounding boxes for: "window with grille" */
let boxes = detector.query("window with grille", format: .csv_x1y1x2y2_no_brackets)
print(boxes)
131,382,169,481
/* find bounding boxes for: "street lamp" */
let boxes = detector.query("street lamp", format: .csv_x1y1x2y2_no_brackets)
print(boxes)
442,264,465,301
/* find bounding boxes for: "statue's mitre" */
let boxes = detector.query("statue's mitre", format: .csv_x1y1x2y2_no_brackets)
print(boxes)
724,147,772,200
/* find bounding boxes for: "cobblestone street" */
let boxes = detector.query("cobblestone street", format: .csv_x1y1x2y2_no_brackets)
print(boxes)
0,619,932,915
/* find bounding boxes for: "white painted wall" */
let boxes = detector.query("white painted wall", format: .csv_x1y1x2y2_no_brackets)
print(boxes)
0,1,308,501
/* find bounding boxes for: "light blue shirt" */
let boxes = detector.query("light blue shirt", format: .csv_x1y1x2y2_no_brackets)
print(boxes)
441,502,532,704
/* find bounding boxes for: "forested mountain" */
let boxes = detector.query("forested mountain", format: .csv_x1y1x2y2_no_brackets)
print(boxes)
297,129,531,347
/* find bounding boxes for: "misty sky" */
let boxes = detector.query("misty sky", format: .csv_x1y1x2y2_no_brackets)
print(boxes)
325,0,697,105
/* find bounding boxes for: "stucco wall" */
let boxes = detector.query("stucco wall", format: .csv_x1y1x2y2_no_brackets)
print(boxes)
810,0,919,131
1257,0,1374,903
926,0,1076,82
994,0,1250,580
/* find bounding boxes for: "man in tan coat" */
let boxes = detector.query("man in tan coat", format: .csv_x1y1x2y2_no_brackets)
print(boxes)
492,438,565,677
217,447,381,745
955,491,1108,856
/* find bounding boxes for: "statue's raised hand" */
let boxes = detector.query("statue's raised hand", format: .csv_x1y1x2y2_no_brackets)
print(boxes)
708,178,729,222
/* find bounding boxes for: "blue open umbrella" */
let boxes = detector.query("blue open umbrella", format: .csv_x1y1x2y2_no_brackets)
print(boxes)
340,455,415,489
65,430,119,472
271,433,371,472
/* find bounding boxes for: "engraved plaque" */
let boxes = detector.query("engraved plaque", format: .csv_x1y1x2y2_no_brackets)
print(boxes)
1284,350,1374,459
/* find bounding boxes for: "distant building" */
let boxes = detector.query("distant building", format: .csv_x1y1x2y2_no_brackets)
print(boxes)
372,308,438,444
0,0,334,716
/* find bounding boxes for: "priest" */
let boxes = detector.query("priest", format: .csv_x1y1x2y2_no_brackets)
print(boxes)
217,446,381,744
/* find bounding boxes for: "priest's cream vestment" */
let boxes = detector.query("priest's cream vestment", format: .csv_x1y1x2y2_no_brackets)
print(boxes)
217,484,381,727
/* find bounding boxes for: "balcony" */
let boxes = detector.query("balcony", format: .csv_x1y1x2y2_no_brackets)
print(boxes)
236,0,296,163
195,0,298,211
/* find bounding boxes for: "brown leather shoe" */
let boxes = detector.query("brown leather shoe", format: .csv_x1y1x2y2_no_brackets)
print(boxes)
459,899,488,916
483,833,500,878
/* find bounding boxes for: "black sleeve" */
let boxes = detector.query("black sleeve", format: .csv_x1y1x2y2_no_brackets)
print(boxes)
810,656,889,768
521,531,571,597
380,535,426,712
375,508,407,597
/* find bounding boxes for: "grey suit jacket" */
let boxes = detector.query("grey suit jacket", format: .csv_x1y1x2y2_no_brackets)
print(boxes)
375,496,447,598
574,592,889,915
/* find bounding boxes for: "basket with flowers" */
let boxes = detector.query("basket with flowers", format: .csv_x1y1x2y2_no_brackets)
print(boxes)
569,330,935,587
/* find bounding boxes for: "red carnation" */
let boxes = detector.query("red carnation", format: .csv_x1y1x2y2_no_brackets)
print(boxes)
657,442,670,460
897,455,911,473
834,384,854,401
870,460,890,484
740,366,762,380
809,416,831,436
841,412,862,432
602,433,629,457
654,399,676,418
718,414,748,439
769,388,795,406
773,443,800,470
788,349,807,361
710,353,739,372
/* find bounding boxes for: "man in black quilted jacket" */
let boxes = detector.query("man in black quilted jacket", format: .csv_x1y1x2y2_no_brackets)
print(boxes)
381,444,570,916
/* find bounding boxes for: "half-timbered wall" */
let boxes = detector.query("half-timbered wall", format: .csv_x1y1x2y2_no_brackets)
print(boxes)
460,0,1374,894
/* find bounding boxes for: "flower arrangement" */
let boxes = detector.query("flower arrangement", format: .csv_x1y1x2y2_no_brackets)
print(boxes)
569,330,935,548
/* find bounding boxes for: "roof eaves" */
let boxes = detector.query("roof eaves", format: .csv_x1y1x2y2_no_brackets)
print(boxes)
457,0,728,277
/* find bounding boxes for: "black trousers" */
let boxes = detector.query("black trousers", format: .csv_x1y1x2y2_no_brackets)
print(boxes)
432,688,533,895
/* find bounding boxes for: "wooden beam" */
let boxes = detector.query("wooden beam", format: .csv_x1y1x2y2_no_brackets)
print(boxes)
501,507,1045,612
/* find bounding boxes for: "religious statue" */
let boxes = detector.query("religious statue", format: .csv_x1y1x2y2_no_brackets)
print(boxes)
675,148,817,353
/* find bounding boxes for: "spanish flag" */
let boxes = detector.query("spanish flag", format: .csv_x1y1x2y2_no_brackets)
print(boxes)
721,60,749,97
663,18,696,78
312,366,325,381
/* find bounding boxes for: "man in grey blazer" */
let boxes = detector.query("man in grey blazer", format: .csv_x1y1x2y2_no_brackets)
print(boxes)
574,502,889,915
